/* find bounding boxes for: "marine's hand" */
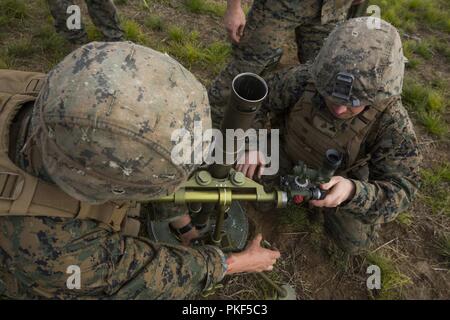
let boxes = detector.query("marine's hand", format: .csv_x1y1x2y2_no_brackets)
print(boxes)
224,0,246,43
309,176,356,208
235,150,266,179
225,234,280,274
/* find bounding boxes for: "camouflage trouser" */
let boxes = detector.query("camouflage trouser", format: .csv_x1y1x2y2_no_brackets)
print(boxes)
261,146,379,254
0,216,224,299
208,0,341,128
47,0,124,42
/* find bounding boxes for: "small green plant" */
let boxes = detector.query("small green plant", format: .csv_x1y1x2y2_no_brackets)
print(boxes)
427,90,445,112
433,233,450,267
396,212,413,227
367,252,412,299
33,25,67,54
370,0,450,33
402,79,429,111
0,0,27,23
86,24,103,42
415,41,433,60
184,0,227,17
122,19,146,44
145,15,165,31
420,163,450,216
402,79,448,136
429,37,450,63
6,39,37,58
406,58,420,69
166,25,230,71
204,41,231,72
418,111,448,137
168,26,186,43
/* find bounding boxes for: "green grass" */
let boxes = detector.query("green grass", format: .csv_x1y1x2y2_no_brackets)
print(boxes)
165,25,231,71
122,19,147,44
370,0,450,33
433,233,450,267
0,0,27,27
203,41,232,69
429,37,450,63
168,25,186,43
145,15,165,31
184,0,227,17
5,39,37,58
33,25,67,53
415,41,433,60
367,252,412,299
86,24,103,42
402,79,448,136
396,212,413,227
426,91,445,112
402,80,447,114
418,112,448,137
420,163,450,216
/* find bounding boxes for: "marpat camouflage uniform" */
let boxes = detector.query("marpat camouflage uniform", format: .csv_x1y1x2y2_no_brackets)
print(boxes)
0,42,226,299
0,216,225,299
208,0,362,128
253,18,422,253
47,0,124,43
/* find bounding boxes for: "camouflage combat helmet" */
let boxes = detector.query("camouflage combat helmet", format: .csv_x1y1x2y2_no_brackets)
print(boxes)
311,17,405,107
33,42,211,204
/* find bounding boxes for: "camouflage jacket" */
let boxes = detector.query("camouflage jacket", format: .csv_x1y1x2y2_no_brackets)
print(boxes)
257,65,422,224
0,105,226,300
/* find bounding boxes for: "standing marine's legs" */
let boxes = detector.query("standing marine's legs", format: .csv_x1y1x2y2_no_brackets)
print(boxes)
85,0,124,41
47,0,88,43
294,22,336,63
208,0,322,128
295,0,370,63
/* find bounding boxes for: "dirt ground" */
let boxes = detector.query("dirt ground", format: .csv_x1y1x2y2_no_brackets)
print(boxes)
0,0,449,300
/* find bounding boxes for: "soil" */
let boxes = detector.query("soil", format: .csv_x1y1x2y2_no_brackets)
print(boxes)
1,0,448,300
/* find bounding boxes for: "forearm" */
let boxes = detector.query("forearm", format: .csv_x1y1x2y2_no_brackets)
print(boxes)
110,237,226,299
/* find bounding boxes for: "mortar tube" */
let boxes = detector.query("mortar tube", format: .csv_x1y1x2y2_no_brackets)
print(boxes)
209,73,268,179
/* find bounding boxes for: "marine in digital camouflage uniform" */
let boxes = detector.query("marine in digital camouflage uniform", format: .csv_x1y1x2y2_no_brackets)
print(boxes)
0,42,226,299
241,18,422,254
47,0,124,43
208,0,368,128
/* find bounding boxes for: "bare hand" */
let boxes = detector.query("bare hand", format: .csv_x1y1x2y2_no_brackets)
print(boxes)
235,150,266,179
224,3,246,43
225,234,280,274
309,176,356,208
